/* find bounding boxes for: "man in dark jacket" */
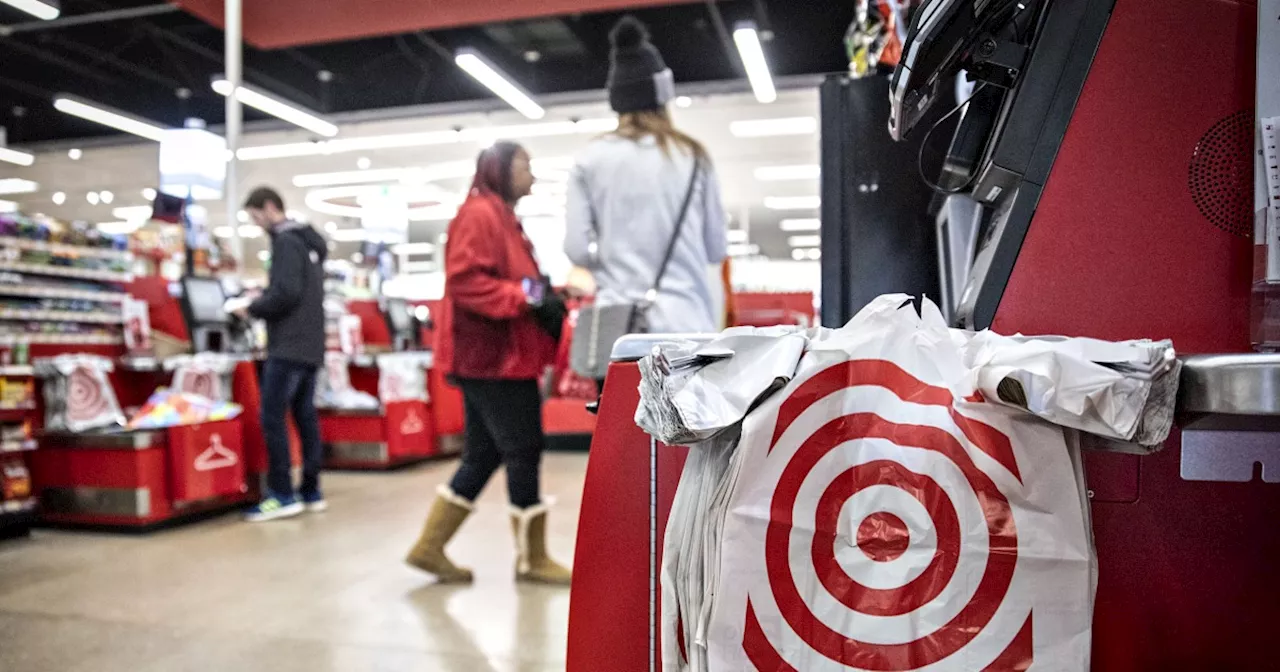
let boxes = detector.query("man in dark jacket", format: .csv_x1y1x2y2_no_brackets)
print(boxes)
236,187,329,522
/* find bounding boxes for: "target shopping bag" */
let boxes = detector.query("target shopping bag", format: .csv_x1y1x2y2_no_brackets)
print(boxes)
658,296,1098,671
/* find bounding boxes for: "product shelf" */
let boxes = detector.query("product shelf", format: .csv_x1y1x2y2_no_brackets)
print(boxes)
0,334,123,347
0,309,123,324
0,284,131,303
0,261,133,284
0,237,133,262
0,440,36,454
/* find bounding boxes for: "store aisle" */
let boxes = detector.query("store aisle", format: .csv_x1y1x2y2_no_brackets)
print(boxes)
0,453,588,672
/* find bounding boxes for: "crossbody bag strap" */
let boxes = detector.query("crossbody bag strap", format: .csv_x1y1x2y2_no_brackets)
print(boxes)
646,156,703,302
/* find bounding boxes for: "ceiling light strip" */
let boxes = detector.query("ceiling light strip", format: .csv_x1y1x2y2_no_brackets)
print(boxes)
730,116,817,138
0,146,34,167
212,78,338,137
454,49,545,120
733,22,777,104
1,0,59,20
53,95,168,142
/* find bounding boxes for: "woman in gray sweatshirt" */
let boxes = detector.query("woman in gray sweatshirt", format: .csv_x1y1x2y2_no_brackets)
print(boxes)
565,16,728,335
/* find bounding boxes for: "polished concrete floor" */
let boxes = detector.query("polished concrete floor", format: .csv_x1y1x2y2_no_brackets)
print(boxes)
0,452,588,672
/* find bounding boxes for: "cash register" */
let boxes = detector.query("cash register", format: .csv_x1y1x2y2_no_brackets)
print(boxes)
887,0,1276,668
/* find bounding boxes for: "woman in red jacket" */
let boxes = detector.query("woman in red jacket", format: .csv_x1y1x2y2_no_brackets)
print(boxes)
406,141,571,585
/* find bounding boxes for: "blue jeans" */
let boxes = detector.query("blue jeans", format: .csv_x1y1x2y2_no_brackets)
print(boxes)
260,357,322,499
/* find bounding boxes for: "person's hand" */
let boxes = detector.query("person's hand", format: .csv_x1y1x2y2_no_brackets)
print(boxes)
222,296,253,320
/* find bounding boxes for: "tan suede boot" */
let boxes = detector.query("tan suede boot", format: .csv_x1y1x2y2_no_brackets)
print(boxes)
405,485,475,583
510,503,572,585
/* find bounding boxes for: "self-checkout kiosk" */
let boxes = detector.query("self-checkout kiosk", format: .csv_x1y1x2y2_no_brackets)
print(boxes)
567,1,1277,669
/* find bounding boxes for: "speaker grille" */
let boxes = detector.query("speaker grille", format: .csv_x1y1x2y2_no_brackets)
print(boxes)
1188,110,1253,237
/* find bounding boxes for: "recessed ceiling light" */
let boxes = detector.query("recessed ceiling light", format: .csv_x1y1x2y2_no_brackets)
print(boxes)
86,191,100,205
68,148,82,160
726,229,749,243
142,188,157,200
99,190,114,204
730,117,817,138
675,96,693,108
806,248,822,260
791,248,805,261
357,157,371,170
52,191,66,205
727,243,760,257
238,224,264,239
324,221,338,233
237,210,249,223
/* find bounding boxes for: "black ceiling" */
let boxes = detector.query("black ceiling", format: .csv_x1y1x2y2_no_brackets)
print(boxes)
0,0,854,145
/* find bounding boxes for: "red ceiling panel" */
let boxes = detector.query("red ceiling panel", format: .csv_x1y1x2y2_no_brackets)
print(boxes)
174,0,694,49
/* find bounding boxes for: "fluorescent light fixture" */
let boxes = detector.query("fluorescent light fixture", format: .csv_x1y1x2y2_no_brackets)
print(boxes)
788,235,822,247
0,200,16,214
212,77,338,137
330,228,368,242
766,196,821,211
730,117,818,138
53,95,168,142
0,146,34,167
727,243,760,257
0,179,38,195
755,165,820,181
675,96,693,108
111,205,152,221
0,0,59,20
213,226,234,238
239,120,611,162
238,224,264,239
733,21,777,104
392,242,437,255
455,49,545,120
95,221,143,235
726,229,749,243
780,218,821,232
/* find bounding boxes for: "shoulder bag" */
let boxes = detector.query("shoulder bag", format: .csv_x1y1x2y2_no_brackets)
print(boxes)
570,158,703,380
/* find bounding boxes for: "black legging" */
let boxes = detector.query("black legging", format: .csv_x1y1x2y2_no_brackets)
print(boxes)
447,378,545,508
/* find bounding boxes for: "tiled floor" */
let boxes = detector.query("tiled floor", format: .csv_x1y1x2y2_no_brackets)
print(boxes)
0,452,588,672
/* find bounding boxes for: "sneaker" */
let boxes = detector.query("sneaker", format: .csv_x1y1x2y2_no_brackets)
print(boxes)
245,494,304,522
301,490,328,513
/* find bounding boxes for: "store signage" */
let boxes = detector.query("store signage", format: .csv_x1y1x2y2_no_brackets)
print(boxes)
159,124,227,201
194,433,238,472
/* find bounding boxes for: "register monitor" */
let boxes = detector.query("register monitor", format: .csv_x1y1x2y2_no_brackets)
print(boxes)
384,298,418,351
179,276,230,353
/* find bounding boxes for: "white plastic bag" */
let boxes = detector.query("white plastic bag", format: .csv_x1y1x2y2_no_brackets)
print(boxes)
376,353,432,404
705,298,1095,671
651,296,1097,671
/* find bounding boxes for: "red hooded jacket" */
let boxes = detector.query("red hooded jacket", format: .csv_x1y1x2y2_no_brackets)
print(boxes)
434,191,555,380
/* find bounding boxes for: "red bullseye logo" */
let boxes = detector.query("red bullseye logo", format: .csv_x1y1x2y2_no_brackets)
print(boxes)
741,359,1033,671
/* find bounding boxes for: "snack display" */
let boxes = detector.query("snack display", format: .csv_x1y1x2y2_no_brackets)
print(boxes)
35,355,126,433
127,389,244,429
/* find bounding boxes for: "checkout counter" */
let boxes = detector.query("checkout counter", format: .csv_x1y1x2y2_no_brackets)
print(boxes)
568,0,1277,669
320,298,463,470
27,276,255,529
